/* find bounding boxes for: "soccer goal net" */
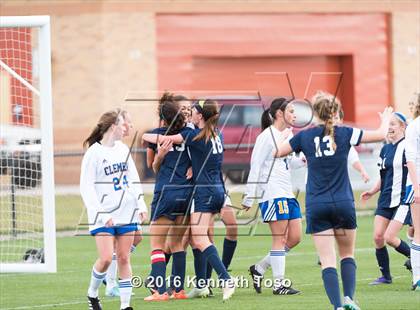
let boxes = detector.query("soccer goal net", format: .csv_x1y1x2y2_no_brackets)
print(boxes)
0,16,56,273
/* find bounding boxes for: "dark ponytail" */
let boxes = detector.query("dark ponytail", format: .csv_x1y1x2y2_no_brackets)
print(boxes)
261,109,272,130
83,109,120,148
261,97,289,130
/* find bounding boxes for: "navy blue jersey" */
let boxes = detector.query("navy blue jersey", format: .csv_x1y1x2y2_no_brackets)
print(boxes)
377,138,408,209
180,128,224,189
147,126,193,192
289,125,363,206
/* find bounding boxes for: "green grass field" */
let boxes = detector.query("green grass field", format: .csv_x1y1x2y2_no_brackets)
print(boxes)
1,213,419,309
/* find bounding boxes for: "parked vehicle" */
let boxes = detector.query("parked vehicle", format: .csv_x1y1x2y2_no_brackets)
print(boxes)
0,124,42,188
216,95,269,183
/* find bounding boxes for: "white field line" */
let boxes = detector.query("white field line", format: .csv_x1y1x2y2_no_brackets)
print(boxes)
0,247,396,278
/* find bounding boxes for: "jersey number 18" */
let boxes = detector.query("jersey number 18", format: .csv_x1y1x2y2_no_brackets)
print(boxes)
211,136,223,154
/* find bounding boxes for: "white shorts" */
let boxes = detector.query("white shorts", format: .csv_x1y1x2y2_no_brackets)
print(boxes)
393,204,412,225
224,195,233,207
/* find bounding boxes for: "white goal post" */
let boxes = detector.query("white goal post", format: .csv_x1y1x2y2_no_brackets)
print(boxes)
0,16,56,273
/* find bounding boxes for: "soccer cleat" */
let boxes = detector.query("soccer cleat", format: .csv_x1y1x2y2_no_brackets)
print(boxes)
343,296,361,310
167,287,175,297
412,280,420,291
105,286,120,297
249,265,263,294
187,287,210,299
144,292,169,301
404,259,412,272
272,285,300,295
208,286,214,297
170,290,188,300
222,279,235,301
87,296,102,310
144,277,157,295
369,276,392,285
121,308,133,310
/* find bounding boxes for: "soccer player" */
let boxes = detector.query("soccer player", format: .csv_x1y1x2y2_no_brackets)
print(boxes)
142,99,236,301
360,112,412,285
405,92,420,291
242,97,305,295
80,109,147,310
104,110,147,297
275,91,393,310
334,109,370,183
144,92,193,301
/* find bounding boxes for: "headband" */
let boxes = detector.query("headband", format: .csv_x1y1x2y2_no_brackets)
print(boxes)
394,112,407,124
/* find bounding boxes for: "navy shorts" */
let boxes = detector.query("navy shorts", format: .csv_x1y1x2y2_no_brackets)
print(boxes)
305,200,357,234
190,188,225,213
150,187,193,221
90,223,138,236
259,198,302,222
375,205,412,225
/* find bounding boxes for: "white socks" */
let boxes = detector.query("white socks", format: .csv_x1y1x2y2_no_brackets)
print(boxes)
270,250,286,288
119,278,132,309
87,267,106,298
105,253,118,289
255,253,271,275
411,242,420,285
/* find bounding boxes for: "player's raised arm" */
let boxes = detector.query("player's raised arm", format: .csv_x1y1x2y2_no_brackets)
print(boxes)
142,132,184,145
360,106,393,143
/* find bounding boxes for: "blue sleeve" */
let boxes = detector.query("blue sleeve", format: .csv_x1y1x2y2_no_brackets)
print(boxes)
289,131,303,153
147,128,159,152
343,126,363,146
181,127,197,146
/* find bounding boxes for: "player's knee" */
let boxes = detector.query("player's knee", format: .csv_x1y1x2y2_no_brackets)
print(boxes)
373,234,385,247
99,256,113,268
287,234,301,248
272,236,287,248
384,232,398,247
226,225,238,240
117,254,130,266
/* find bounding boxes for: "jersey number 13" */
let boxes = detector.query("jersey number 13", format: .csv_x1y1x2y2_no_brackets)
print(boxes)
314,136,335,157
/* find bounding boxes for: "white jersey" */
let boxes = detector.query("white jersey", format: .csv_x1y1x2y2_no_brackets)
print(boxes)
80,141,147,231
405,117,420,181
348,146,360,165
242,126,305,207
